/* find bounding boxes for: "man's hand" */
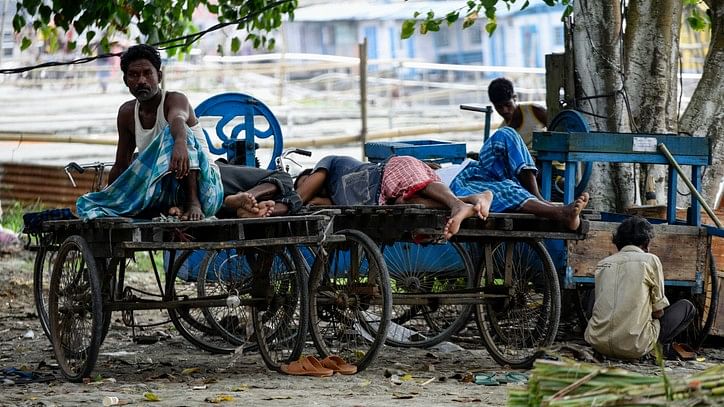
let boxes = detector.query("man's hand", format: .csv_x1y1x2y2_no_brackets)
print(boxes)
171,142,189,178
652,309,664,319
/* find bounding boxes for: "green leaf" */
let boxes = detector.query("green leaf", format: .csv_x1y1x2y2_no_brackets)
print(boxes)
484,6,496,20
562,4,573,19
425,20,440,32
12,14,25,32
413,11,420,18
67,41,76,51
20,37,32,51
86,31,96,42
686,15,708,31
231,36,241,53
521,0,531,10
268,38,276,51
38,5,51,24
253,36,261,48
445,11,459,25
401,19,416,39
485,21,497,36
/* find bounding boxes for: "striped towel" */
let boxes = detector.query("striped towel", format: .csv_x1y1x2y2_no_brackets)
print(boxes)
76,126,223,219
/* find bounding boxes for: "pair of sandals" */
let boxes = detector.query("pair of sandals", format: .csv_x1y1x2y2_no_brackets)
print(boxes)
281,355,357,377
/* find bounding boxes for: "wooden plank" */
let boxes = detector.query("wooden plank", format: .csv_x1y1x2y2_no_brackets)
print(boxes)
534,132,710,156
567,221,706,281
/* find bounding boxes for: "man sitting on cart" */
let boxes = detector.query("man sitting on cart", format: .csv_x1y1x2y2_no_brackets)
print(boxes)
294,155,493,239
584,216,697,360
438,126,589,230
76,44,223,221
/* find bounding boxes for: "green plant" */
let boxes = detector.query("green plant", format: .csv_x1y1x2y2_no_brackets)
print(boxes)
1,200,46,234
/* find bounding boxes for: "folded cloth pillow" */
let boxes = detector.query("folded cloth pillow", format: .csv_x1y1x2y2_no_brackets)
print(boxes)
22,208,76,234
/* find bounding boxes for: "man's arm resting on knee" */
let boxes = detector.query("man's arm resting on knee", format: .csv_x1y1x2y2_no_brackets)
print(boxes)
166,92,195,178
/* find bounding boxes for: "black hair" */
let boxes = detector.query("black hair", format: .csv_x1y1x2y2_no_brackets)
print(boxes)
612,215,655,250
294,168,314,190
120,44,162,74
488,77,515,104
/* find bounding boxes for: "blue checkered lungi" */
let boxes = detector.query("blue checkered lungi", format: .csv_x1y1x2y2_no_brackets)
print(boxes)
76,126,223,219
449,127,537,212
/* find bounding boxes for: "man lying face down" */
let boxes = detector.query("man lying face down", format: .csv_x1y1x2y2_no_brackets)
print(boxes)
294,155,493,239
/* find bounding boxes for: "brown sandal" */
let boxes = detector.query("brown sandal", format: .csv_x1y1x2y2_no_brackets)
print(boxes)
280,356,333,377
320,356,357,375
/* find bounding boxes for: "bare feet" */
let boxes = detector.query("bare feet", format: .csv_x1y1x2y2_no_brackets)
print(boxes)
168,207,182,217
224,192,259,214
181,203,204,221
469,191,493,220
561,192,590,230
236,200,275,218
443,202,477,240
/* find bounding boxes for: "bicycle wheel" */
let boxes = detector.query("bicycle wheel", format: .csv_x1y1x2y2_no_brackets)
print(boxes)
686,248,718,348
48,235,104,382
33,241,58,341
475,239,560,368
167,250,236,354
253,246,309,371
197,248,256,352
309,229,391,372
382,241,474,347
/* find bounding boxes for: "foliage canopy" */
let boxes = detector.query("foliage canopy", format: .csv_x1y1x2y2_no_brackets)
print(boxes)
11,0,298,57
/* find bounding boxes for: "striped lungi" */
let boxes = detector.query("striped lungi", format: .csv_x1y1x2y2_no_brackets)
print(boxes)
379,156,440,205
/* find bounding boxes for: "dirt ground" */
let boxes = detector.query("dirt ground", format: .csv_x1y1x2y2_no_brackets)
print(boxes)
0,249,722,407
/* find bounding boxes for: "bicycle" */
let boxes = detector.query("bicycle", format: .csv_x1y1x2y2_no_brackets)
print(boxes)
32,161,115,340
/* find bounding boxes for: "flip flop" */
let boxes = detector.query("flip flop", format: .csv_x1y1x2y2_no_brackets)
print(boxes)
671,343,696,360
474,372,499,386
320,356,357,375
280,356,333,377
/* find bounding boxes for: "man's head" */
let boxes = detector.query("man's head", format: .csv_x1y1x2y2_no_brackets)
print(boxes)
120,44,163,102
488,77,517,123
612,215,655,251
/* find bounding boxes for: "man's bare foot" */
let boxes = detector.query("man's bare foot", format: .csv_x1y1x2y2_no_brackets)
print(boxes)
236,200,275,218
561,192,590,230
224,192,259,213
168,207,182,217
443,202,477,240
469,191,493,219
181,203,204,221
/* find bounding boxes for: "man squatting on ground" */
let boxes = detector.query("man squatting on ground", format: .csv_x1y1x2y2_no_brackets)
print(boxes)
294,155,493,239
437,127,588,230
585,216,697,360
76,44,300,220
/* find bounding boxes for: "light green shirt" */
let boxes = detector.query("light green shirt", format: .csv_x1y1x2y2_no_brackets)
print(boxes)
584,245,670,359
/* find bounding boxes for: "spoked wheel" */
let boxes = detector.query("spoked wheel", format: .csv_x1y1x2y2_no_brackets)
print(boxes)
309,229,391,372
252,246,309,371
33,240,58,341
48,235,104,382
475,239,560,368
381,241,474,347
684,248,718,349
167,250,236,354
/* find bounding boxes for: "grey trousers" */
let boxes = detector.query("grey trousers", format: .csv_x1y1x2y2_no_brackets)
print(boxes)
216,162,302,217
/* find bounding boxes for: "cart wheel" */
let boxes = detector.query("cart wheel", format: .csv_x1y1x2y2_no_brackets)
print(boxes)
48,235,104,382
253,246,309,371
381,241,474,347
33,241,58,341
309,229,391,372
197,248,257,352
687,248,719,348
475,239,560,368
167,250,236,354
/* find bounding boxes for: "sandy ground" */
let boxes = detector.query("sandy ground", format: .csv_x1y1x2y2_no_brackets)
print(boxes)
0,249,722,407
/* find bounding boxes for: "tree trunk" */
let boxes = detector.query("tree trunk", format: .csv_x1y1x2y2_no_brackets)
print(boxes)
679,0,724,206
572,0,633,212
624,0,682,206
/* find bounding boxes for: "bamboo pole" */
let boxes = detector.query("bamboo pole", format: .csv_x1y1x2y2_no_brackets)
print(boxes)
359,37,368,160
658,143,722,228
